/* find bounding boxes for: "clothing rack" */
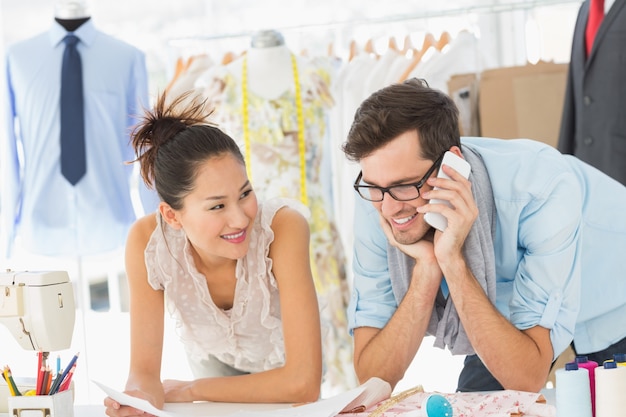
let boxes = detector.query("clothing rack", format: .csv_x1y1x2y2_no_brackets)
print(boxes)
168,0,581,46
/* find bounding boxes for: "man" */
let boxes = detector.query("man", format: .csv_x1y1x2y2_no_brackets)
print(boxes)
343,78,626,392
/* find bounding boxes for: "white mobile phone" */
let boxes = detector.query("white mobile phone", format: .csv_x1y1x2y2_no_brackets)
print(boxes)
423,151,471,232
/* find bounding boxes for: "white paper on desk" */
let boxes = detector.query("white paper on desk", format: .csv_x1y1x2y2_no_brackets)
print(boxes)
93,380,180,417
92,377,388,417
228,382,373,417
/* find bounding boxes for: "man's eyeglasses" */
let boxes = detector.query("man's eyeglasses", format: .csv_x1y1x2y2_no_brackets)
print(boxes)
353,153,445,202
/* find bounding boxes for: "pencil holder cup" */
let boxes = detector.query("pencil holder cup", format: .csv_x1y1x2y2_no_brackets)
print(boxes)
0,377,35,413
8,389,74,417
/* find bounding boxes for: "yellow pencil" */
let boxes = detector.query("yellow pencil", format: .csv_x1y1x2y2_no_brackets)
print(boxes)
3,367,16,396
4,367,21,396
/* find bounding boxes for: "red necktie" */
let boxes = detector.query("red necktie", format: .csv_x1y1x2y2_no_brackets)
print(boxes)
586,0,605,56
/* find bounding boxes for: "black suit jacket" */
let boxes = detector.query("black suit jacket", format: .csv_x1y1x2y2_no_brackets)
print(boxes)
557,0,626,185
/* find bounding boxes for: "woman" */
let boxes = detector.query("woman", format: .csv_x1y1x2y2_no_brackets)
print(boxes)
104,92,322,416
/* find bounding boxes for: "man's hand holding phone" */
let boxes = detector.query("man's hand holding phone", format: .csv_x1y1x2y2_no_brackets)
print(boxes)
423,151,472,232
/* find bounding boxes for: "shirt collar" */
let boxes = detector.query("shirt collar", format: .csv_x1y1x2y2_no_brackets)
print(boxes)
49,18,97,48
605,0,616,14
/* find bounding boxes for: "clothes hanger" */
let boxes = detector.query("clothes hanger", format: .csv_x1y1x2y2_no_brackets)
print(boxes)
165,57,186,93
388,36,399,52
421,32,436,53
364,39,379,59
436,31,451,51
221,51,237,65
397,32,435,82
348,40,359,61
401,34,417,57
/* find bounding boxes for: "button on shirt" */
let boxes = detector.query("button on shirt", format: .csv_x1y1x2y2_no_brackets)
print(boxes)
2,20,155,257
349,137,626,358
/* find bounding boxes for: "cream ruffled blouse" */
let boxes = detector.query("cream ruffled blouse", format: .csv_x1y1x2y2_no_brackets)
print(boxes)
145,198,308,373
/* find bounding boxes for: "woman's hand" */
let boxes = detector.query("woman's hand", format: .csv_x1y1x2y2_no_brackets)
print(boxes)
103,388,163,417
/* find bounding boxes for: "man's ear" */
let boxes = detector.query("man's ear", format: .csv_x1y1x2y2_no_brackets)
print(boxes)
159,202,182,230
449,145,464,159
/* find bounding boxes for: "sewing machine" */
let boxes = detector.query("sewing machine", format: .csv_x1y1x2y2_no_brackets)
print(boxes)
0,270,75,352
0,270,76,412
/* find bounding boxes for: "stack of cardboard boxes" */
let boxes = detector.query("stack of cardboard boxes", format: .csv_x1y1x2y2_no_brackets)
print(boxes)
448,61,568,148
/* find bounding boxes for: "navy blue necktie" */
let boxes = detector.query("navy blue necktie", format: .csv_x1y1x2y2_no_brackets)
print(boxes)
60,34,86,185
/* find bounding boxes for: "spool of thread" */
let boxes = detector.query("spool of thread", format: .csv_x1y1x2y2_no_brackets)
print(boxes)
594,360,626,417
614,353,626,367
575,355,598,416
555,362,592,417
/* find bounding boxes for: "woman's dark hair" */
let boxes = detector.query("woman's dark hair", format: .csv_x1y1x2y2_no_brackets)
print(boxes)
131,91,245,210
342,78,461,162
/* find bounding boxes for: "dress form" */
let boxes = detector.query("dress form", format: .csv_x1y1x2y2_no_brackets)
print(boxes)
55,0,90,31
55,0,89,19
240,30,295,100
198,35,357,393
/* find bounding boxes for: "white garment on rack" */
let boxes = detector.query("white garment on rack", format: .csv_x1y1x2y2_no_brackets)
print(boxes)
330,53,378,292
384,51,413,86
167,54,214,100
409,31,495,93
364,48,406,94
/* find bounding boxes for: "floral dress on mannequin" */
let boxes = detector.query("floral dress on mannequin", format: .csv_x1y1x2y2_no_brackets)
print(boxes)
197,55,356,394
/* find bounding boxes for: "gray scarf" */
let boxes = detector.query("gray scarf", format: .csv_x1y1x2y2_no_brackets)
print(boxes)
386,146,496,355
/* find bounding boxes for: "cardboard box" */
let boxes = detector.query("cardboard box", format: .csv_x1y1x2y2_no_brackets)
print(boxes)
478,61,568,148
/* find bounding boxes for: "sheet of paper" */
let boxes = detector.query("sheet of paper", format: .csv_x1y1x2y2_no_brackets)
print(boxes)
93,381,180,417
93,379,372,417
226,384,369,417
341,377,391,412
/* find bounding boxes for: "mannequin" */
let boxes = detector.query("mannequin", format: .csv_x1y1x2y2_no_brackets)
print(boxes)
240,29,295,99
54,0,90,31
2,0,151,258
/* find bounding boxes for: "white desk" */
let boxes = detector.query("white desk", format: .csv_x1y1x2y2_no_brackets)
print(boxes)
88,402,292,416
2,402,293,417
1,389,556,416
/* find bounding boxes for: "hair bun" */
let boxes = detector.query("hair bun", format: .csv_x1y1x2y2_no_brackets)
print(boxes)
130,90,215,188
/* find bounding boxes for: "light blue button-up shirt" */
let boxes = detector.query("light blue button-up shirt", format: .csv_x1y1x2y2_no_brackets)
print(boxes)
349,137,626,358
2,20,157,257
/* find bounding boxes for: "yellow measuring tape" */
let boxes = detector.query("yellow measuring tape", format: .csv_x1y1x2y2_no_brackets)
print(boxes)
368,385,424,417
241,53,307,205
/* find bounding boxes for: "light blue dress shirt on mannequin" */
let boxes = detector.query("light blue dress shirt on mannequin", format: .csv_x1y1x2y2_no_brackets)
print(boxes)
2,19,157,257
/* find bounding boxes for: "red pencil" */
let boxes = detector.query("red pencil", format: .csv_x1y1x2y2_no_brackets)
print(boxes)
59,364,76,392
36,352,43,395
36,365,46,395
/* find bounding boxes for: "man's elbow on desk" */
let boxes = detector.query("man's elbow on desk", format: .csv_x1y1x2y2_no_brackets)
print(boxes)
500,371,550,394
353,355,406,391
492,354,553,393
352,327,410,390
